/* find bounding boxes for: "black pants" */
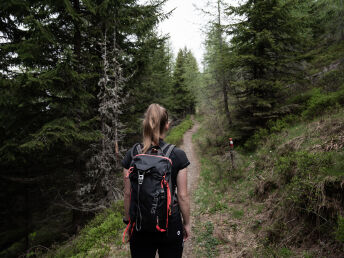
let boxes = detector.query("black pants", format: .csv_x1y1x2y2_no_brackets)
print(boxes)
130,213,184,258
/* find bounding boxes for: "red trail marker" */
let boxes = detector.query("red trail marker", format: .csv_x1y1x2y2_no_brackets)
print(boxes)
229,138,234,169
229,138,234,149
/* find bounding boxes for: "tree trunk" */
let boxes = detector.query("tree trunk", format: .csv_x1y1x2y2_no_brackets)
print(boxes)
24,169,30,251
73,0,81,62
217,0,232,127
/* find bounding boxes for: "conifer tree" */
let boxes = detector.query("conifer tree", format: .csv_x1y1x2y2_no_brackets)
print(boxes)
228,0,307,141
170,48,196,117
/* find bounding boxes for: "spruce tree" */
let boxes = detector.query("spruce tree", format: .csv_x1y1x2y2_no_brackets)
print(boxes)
170,48,196,117
228,0,307,141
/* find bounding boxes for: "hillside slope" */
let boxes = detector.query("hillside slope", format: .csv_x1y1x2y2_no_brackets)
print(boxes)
193,110,344,257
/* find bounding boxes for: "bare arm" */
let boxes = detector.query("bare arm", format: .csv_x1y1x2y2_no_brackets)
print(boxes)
123,168,130,221
176,168,190,240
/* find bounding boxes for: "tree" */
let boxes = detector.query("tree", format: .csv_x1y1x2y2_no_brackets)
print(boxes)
170,48,197,117
0,0,170,255
227,0,308,141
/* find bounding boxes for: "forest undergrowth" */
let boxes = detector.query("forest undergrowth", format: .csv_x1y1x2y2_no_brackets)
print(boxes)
192,109,344,257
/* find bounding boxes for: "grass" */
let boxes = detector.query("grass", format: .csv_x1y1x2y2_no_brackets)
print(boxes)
165,115,193,146
193,106,344,257
194,221,219,257
230,208,244,219
194,157,229,214
44,201,128,258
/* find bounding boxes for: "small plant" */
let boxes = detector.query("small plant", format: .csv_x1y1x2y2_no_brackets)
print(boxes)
335,215,344,243
195,221,219,257
230,208,244,219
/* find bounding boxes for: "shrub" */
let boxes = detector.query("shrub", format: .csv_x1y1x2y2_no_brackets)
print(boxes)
302,86,344,119
335,216,344,243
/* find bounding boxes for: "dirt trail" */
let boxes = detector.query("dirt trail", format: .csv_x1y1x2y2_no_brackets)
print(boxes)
180,122,201,258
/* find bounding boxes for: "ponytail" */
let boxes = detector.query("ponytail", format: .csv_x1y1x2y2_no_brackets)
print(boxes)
142,104,168,153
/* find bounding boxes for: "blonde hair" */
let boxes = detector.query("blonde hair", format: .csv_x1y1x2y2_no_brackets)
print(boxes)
142,104,169,153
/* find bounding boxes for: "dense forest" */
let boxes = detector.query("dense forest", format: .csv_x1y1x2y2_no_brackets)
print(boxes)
1,0,344,257
0,0,197,256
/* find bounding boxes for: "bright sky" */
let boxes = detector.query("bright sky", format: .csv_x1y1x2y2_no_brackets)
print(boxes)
158,0,209,67
157,0,239,69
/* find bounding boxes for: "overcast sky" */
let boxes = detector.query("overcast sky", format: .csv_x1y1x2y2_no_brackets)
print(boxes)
158,0,209,67
157,0,239,69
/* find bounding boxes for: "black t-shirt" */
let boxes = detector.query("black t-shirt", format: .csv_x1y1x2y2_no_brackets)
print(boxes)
121,139,190,189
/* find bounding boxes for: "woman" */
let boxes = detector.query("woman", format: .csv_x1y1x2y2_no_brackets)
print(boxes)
122,103,191,258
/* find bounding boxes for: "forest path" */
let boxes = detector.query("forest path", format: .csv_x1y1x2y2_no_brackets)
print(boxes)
180,121,201,258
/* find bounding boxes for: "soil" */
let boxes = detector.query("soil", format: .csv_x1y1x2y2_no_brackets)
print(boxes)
180,122,201,258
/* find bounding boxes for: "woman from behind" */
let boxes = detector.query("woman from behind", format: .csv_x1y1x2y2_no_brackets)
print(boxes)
122,103,191,258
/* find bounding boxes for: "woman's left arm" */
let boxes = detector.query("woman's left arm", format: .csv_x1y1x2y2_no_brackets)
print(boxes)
123,168,130,221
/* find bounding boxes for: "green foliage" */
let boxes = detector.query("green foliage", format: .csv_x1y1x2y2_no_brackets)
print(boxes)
195,221,219,257
46,201,124,258
311,0,344,42
0,0,172,256
195,156,229,214
170,48,197,118
228,0,311,141
259,246,294,258
230,208,244,219
335,216,344,243
244,114,298,151
302,87,344,119
164,116,193,146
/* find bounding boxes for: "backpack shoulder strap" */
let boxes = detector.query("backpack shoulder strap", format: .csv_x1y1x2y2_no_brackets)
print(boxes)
165,144,175,158
161,143,169,153
131,143,142,158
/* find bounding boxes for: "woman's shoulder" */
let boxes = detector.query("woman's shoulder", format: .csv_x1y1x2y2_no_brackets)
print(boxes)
171,146,186,157
169,145,190,170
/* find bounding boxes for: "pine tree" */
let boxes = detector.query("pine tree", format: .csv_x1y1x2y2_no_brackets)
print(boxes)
170,48,196,117
228,0,308,141
311,0,344,42
183,49,200,110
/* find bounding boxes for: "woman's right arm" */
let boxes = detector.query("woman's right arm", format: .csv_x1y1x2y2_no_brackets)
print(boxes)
176,168,190,241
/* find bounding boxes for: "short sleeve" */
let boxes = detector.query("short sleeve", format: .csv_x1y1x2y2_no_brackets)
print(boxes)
173,148,190,171
121,148,132,169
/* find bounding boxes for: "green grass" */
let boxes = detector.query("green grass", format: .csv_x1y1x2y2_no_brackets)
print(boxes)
44,201,126,258
165,115,193,146
194,221,219,257
194,155,230,214
230,208,244,219
257,246,294,258
335,216,344,243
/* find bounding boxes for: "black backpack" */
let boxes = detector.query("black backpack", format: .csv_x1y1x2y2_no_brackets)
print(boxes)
123,142,176,241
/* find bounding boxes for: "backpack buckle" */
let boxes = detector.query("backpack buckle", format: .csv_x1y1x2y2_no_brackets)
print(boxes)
138,174,144,185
